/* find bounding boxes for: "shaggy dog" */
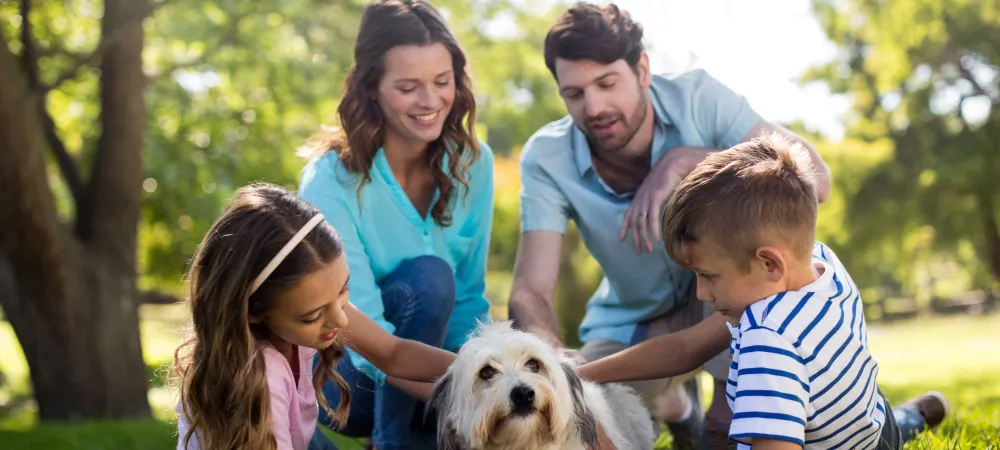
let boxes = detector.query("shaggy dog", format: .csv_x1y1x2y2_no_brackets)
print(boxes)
427,321,656,450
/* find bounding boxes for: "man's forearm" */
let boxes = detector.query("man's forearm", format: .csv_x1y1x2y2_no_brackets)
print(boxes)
508,288,563,346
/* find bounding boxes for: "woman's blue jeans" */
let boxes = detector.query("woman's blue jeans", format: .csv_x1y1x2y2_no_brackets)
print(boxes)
313,255,455,450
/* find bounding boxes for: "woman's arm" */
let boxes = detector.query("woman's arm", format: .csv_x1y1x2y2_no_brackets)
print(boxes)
343,303,456,382
577,312,730,383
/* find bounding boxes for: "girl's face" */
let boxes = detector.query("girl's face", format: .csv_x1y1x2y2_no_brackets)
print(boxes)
260,255,351,351
376,42,456,150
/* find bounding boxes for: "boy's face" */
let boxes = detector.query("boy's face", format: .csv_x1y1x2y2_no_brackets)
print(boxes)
683,240,785,324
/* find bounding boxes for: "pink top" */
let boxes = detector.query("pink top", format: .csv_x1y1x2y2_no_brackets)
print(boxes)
176,345,320,450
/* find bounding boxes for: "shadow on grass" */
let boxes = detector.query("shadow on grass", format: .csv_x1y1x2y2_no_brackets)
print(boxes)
0,419,368,450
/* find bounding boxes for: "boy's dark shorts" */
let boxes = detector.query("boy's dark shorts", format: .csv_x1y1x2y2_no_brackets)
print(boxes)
875,389,903,450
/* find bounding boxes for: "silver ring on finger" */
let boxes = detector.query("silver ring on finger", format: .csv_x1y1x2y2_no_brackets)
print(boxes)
638,211,648,218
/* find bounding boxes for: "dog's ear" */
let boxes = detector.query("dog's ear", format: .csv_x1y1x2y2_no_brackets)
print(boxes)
561,362,599,449
426,372,465,450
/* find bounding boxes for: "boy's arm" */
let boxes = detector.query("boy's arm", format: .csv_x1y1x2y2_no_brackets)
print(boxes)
577,312,730,383
749,438,802,450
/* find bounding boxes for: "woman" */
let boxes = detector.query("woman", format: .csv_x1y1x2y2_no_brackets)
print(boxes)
297,1,493,449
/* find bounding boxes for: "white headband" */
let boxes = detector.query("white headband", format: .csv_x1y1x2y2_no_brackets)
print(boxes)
249,214,326,295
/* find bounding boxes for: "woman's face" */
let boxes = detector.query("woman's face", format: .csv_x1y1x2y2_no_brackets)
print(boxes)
376,42,456,149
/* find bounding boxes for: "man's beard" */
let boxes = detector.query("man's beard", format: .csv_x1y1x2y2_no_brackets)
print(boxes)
583,89,648,155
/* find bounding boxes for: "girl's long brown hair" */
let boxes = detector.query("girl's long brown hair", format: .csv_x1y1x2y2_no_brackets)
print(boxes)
298,0,479,228
172,183,351,450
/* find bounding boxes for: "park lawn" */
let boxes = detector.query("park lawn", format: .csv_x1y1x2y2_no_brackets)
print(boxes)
1,309,999,449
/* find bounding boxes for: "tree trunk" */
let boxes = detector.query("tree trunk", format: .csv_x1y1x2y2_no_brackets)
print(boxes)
0,0,151,420
979,187,1000,284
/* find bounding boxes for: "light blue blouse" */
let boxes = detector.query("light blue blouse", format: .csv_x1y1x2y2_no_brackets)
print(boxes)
298,141,494,384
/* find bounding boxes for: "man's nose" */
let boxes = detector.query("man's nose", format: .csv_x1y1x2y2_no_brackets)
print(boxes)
583,93,608,119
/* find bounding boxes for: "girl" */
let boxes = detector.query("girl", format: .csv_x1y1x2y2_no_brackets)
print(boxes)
172,183,458,450
296,1,493,448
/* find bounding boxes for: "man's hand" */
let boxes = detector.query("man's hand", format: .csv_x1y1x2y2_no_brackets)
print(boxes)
620,146,713,253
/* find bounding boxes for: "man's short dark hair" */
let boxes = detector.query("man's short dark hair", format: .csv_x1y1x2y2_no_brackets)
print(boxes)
543,2,645,80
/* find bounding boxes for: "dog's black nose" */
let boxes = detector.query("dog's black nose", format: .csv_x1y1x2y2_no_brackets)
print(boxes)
510,384,535,409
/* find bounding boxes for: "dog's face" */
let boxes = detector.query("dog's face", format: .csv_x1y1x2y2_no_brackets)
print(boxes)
428,321,597,450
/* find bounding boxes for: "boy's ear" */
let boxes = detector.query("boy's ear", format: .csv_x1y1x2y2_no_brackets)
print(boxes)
756,246,786,282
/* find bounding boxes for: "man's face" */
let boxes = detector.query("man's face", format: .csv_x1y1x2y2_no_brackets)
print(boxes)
554,56,651,155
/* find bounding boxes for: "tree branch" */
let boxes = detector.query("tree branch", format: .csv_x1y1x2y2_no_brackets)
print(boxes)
19,0,39,89
145,12,248,81
42,110,85,206
957,54,997,103
38,0,174,94
17,0,85,206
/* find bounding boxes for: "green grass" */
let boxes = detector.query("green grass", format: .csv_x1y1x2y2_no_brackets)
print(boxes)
2,310,999,449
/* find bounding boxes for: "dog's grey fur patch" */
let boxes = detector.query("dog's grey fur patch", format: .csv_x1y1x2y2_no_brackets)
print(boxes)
562,362,598,449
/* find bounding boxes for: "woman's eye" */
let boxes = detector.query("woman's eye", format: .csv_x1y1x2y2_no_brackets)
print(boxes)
303,315,321,324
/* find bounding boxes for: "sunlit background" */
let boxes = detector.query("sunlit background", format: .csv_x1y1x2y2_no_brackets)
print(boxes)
1,0,998,448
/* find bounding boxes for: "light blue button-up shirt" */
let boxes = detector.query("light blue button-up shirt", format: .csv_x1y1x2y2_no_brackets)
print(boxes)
518,69,762,346
298,142,494,384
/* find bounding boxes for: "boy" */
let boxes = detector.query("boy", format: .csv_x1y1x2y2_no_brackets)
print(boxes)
577,134,948,449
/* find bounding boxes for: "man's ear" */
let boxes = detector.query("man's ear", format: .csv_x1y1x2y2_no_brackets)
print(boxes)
637,52,652,88
756,246,787,283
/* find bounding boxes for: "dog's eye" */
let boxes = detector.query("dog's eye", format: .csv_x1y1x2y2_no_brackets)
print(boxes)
525,359,540,373
478,366,497,380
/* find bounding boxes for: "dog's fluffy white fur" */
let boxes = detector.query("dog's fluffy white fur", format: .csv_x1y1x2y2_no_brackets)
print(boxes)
427,321,656,450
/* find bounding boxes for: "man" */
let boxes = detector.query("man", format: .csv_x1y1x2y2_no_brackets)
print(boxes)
507,2,832,448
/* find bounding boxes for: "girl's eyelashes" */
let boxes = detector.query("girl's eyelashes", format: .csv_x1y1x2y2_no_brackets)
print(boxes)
302,314,322,324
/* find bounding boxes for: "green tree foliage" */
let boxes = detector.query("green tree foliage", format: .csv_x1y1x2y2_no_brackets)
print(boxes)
805,0,1000,301
1,0,578,420
134,0,570,295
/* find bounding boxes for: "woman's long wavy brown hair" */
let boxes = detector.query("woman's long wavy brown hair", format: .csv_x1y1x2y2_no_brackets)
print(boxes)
172,183,351,450
298,0,479,228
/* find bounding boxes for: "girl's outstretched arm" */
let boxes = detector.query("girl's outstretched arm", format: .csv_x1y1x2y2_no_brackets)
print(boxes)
342,303,457,382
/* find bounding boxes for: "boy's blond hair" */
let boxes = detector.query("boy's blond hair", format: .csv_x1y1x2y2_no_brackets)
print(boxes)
662,133,819,271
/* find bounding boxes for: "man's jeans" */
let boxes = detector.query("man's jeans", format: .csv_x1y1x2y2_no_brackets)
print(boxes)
314,255,455,450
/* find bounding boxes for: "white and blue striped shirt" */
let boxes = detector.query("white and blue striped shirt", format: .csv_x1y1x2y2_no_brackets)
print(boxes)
726,242,886,449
